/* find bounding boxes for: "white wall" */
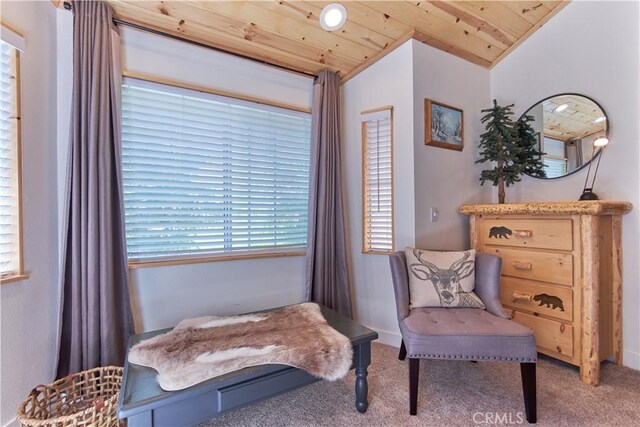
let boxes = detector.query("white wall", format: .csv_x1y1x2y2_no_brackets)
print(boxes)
0,2,60,425
491,0,640,369
118,29,314,331
412,40,491,250
341,41,415,344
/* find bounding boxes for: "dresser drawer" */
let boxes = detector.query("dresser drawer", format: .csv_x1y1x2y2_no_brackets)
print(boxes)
510,310,574,358
501,277,573,322
491,247,573,286
482,219,573,251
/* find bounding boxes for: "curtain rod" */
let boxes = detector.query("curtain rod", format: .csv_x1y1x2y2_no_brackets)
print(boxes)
62,1,317,79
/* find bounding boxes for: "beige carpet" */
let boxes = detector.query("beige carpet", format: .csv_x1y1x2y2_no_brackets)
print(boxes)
200,343,640,426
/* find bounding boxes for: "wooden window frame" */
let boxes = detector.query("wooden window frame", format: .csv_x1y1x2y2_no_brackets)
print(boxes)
1,43,26,284
361,106,394,255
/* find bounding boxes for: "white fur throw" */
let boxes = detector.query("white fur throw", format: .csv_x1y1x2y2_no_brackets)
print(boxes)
128,303,353,391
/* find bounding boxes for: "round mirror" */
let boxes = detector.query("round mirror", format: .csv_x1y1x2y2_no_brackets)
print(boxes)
519,94,609,179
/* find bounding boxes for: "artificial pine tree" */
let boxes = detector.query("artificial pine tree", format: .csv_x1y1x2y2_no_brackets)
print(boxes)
476,100,522,204
515,114,547,179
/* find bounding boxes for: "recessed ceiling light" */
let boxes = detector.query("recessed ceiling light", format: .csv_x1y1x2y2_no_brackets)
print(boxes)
593,116,606,124
553,103,569,113
320,3,347,32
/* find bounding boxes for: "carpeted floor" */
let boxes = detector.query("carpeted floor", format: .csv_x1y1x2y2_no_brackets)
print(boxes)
200,343,640,426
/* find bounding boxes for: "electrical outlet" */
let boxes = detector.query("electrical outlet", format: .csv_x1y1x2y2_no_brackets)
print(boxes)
430,207,439,222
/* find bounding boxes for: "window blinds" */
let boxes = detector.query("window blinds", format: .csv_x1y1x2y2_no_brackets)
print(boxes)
543,157,567,178
362,108,393,253
0,41,20,277
121,78,312,262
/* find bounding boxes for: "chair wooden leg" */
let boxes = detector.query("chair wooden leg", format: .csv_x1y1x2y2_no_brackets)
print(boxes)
409,358,420,415
399,340,407,360
521,363,537,424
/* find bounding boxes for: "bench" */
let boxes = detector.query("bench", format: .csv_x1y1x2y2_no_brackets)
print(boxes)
117,305,379,426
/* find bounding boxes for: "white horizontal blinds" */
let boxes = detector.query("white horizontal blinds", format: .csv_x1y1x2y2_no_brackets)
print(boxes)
543,157,567,178
362,108,393,253
0,41,20,277
121,78,312,261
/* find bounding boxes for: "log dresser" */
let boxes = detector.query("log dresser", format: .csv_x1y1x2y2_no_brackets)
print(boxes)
460,201,632,386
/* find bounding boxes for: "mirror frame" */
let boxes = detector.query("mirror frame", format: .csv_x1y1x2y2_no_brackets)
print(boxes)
519,93,610,180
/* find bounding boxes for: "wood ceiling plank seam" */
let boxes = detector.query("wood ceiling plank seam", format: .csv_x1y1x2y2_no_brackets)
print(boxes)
412,30,493,68
424,0,516,49
250,0,389,55
543,112,603,127
116,1,359,73
453,1,535,39
365,1,504,62
187,0,379,61
265,0,397,53
310,1,414,40
136,1,361,71
501,1,558,26
106,3,336,75
541,1,568,12
489,1,570,68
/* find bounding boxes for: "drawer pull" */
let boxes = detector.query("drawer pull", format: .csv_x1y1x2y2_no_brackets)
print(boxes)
514,229,533,238
512,261,533,270
512,292,532,302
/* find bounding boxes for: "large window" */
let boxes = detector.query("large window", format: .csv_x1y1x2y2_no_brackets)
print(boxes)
361,107,393,253
121,78,312,264
0,37,24,282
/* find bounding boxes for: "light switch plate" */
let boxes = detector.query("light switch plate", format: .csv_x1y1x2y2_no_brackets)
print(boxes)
430,207,439,222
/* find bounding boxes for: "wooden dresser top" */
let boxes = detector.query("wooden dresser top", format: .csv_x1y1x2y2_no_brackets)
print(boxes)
459,201,632,216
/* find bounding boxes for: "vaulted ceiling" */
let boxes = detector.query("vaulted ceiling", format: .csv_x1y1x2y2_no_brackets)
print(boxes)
56,1,569,81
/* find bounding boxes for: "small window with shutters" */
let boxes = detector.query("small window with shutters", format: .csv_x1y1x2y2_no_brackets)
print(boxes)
1,31,25,283
362,107,393,253
121,78,312,264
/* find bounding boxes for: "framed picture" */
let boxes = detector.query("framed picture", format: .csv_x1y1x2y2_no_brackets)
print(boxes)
425,99,464,151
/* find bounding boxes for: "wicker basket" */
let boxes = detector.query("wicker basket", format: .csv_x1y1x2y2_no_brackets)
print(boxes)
17,366,124,427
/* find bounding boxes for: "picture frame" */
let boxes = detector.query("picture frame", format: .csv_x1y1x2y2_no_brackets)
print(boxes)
425,99,464,151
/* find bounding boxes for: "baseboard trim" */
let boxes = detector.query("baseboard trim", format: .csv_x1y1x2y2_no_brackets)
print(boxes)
369,327,401,348
623,349,640,370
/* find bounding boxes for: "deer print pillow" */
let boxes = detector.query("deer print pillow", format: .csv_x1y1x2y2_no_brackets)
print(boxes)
405,248,485,309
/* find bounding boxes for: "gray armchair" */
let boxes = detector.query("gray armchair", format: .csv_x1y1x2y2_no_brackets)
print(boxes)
389,251,537,423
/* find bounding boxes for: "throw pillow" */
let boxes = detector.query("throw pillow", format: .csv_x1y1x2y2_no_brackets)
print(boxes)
405,248,485,309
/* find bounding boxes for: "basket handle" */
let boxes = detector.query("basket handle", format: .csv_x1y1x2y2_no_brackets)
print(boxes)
29,385,46,397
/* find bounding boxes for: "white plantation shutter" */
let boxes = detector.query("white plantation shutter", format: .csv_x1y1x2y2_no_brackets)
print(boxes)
0,40,21,278
362,108,393,253
121,78,312,262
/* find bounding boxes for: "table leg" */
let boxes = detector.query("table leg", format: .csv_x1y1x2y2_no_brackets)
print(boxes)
353,342,371,413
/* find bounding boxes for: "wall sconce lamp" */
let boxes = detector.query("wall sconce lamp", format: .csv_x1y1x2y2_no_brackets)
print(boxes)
579,136,609,201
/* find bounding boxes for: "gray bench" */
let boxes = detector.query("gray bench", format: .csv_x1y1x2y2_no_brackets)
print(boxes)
117,305,379,426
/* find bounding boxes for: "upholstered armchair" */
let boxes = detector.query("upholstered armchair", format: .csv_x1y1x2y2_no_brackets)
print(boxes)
389,251,537,423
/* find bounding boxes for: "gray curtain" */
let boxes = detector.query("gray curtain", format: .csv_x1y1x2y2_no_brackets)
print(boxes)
305,70,353,318
57,0,133,377
566,140,584,170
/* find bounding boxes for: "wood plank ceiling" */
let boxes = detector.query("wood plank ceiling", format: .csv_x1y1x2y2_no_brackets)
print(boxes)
59,1,570,81
542,95,607,142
